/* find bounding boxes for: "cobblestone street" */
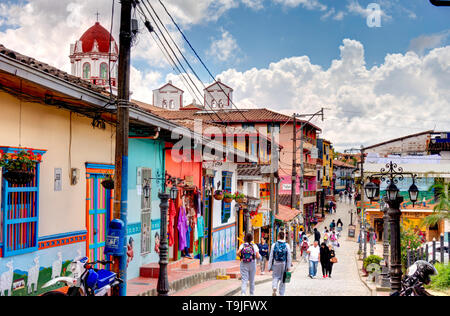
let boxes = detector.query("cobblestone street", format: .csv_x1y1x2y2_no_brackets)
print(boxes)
244,200,372,296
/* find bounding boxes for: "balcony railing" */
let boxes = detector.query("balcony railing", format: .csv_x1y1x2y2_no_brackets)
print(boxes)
304,191,316,198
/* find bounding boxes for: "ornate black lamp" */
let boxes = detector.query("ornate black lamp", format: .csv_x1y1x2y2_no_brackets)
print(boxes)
364,181,378,200
364,161,419,294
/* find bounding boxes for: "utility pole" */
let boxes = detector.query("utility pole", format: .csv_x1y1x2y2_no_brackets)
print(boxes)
291,115,297,211
293,109,324,234
360,146,367,262
112,0,133,297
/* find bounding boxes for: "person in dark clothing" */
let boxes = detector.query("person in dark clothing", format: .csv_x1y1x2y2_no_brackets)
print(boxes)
327,245,336,278
314,228,321,243
258,238,270,275
320,242,330,278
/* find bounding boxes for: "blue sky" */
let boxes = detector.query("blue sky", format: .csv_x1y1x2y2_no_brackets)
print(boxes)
0,0,449,149
144,0,450,79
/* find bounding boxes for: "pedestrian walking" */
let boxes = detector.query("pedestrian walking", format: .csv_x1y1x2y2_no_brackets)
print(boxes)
307,240,320,279
323,229,330,246
327,245,336,278
300,236,309,263
268,231,292,296
330,220,336,230
339,191,343,202
237,233,260,296
320,242,330,278
314,227,321,244
330,230,338,248
258,238,269,275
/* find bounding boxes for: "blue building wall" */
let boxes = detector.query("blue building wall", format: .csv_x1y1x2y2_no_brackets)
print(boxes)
126,138,165,280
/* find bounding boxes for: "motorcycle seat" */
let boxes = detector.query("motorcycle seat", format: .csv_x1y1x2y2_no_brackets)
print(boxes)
96,269,117,289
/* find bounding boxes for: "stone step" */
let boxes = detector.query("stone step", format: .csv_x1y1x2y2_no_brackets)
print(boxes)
140,257,200,278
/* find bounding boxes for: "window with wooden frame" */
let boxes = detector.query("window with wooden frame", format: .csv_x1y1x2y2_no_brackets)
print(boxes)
1,148,46,258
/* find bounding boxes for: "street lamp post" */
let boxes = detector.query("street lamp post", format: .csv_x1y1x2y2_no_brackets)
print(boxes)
380,197,391,288
154,173,181,296
364,161,419,293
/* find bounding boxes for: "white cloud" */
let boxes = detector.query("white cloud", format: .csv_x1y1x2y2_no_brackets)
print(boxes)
409,30,450,56
273,0,327,11
207,39,450,151
207,29,241,63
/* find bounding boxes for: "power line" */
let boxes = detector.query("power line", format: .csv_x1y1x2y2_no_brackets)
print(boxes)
135,4,220,123
141,0,235,123
157,0,251,123
138,1,231,124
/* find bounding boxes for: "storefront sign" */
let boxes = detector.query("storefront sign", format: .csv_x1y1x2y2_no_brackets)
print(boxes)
251,213,263,228
282,183,292,191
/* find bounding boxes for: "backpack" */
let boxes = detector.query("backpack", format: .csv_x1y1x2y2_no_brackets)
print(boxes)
274,242,288,262
240,243,255,262
301,241,309,251
330,234,337,241
323,233,329,241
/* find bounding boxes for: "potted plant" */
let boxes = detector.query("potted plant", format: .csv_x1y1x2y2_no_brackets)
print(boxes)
0,150,38,185
223,192,234,203
234,192,246,204
101,174,115,190
214,190,224,201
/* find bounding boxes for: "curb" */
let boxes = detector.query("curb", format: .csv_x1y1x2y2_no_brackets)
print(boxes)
355,254,376,297
137,267,227,296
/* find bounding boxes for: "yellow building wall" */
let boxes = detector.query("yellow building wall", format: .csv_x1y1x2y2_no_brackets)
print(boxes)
0,91,115,237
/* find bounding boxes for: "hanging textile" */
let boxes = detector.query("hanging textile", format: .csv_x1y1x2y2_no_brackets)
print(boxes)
177,206,189,251
168,199,177,247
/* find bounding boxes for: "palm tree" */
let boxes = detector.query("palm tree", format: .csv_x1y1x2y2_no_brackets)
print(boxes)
423,183,450,226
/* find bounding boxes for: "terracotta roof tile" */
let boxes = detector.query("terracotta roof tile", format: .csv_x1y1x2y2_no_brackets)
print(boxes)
275,204,301,222
0,44,107,95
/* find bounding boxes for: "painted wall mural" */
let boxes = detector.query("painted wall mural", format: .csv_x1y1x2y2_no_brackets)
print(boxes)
211,224,236,263
0,239,85,296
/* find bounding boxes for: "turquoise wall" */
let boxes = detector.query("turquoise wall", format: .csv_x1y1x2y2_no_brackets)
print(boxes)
126,138,165,280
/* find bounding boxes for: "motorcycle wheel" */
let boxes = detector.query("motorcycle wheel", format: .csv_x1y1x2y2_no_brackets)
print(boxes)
41,290,67,296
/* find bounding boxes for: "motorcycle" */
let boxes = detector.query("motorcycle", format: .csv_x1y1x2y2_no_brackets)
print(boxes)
41,256,122,296
390,260,438,296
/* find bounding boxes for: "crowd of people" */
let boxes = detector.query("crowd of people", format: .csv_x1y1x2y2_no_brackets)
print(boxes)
237,210,346,296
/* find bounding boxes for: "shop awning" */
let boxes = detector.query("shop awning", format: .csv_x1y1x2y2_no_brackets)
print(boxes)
275,205,301,222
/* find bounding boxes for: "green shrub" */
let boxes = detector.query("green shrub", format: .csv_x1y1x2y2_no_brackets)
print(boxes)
428,263,450,291
363,255,383,270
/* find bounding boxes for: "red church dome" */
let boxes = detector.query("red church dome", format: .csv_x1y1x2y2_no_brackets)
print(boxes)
79,22,117,54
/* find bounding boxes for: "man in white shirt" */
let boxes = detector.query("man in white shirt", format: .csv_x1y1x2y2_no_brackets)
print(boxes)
307,241,320,278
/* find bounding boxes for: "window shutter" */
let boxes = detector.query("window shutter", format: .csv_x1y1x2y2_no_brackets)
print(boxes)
140,168,152,255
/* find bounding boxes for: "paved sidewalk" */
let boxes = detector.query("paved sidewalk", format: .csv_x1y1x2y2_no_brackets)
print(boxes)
244,201,372,296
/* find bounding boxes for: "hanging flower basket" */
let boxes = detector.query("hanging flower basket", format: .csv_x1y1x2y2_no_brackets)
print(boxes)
101,175,114,190
0,150,38,185
3,170,35,185
214,190,224,201
223,193,234,204
234,192,246,204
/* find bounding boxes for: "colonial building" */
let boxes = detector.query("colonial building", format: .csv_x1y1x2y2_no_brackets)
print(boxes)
69,22,118,93
152,81,184,110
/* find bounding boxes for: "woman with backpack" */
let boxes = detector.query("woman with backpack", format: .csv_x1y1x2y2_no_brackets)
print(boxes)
237,233,260,296
300,236,309,263
268,231,292,296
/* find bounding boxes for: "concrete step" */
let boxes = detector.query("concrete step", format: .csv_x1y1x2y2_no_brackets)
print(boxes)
140,257,200,278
